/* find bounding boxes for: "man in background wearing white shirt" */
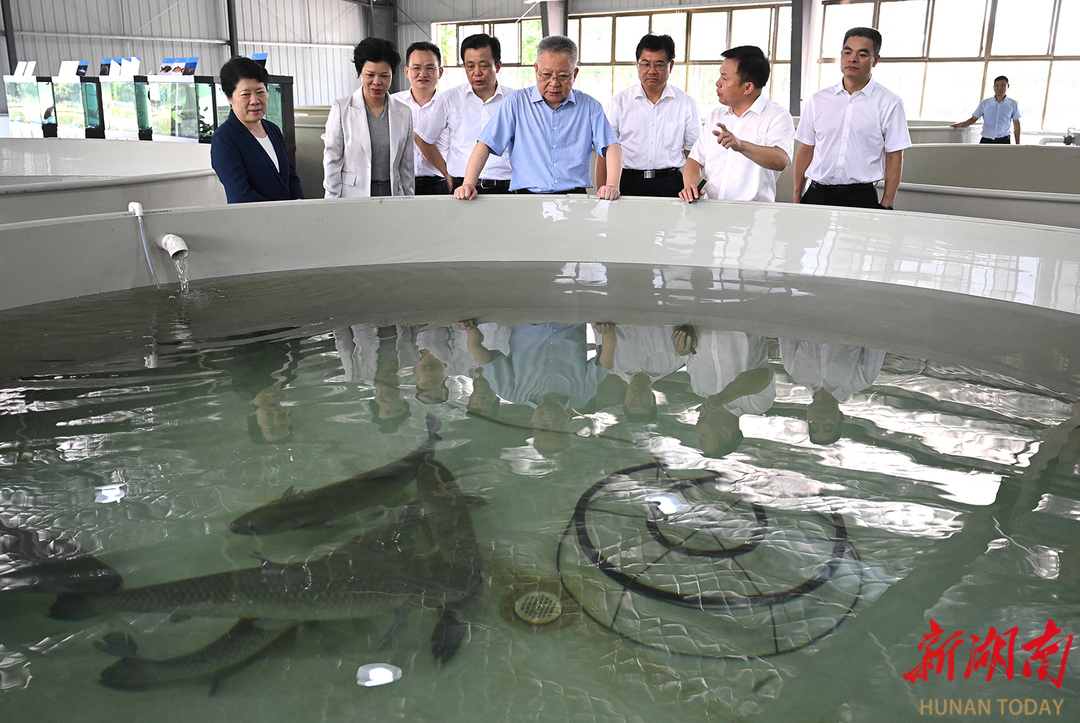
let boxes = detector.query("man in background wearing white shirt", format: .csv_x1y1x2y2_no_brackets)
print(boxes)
679,45,794,203
597,34,700,197
792,27,911,210
415,33,514,194
391,41,451,195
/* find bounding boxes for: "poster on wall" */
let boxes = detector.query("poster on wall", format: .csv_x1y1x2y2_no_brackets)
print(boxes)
99,58,139,76
57,61,89,78
159,57,199,75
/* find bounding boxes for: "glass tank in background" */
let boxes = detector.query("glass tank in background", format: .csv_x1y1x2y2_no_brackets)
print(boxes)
3,77,45,138
50,77,106,139
100,77,152,140
148,77,199,141
195,77,217,142
216,80,284,129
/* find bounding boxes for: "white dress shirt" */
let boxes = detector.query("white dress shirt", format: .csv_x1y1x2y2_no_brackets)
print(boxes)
605,84,700,171
779,340,885,402
688,95,795,202
390,89,451,177
795,78,911,185
685,330,775,416
611,325,686,383
415,82,515,180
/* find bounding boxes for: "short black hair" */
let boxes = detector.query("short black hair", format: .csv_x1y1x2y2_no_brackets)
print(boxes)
635,33,676,62
406,41,441,65
220,56,268,98
844,27,882,56
994,75,1009,84
721,45,770,89
460,33,501,65
353,37,401,77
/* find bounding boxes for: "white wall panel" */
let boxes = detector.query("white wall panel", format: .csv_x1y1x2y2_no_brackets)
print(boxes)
12,0,222,40
242,42,358,106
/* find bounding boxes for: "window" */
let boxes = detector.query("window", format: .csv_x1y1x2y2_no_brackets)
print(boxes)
928,0,986,58
1054,1,1080,55
689,13,730,62
991,0,1054,56
820,3,874,58
434,4,792,111
877,0,928,58
818,0,1080,130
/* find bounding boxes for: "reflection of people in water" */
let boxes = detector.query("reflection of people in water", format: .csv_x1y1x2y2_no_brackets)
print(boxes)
413,323,511,406
779,340,885,445
413,348,449,404
226,340,300,444
459,320,616,455
675,326,775,457
466,372,501,418
334,324,419,433
611,325,686,422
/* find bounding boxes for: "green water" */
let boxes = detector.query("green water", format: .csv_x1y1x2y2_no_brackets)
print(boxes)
1,274,1078,722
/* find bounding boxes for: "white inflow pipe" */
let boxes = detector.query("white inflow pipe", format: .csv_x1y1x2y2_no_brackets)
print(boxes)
157,233,189,260
127,201,160,289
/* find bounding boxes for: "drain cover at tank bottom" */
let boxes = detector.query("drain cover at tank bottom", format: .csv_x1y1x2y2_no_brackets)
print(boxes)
514,590,563,624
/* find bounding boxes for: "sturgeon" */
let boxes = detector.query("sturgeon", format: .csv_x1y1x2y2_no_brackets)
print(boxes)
95,620,295,692
49,498,473,625
229,414,442,535
414,458,483,662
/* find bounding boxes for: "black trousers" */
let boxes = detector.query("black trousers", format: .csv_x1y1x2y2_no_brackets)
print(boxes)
619,170,684,198
415,175,450,195
800,181,879,209
980,135,1011,144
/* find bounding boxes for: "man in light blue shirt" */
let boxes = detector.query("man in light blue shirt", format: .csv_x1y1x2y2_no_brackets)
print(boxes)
951,75,1021,144
453,35,623,198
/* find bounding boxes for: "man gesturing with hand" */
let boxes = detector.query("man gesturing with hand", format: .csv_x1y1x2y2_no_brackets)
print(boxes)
679,45,794,203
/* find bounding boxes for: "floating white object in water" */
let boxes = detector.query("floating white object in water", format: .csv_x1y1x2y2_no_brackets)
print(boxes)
645,493,683,518
95,484,126,504
356,663,401,687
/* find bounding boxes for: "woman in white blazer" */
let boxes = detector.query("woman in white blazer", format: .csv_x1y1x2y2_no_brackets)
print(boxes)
323,37,415,198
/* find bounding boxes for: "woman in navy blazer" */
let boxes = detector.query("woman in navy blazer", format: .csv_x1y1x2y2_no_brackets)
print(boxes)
211,56,303,203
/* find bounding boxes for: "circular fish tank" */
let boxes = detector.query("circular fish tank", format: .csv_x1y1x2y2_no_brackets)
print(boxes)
0,197,1078,721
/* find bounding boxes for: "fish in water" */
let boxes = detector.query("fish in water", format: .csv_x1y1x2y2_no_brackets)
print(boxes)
1,519,122,594
95,619,296,692
49,501,474,626
414,458,483,663
229,414,443,535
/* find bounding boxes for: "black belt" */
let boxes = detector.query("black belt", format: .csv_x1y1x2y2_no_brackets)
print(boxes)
808,180,876,193
415,175,445,183
453,177,511,191
622,167,681,179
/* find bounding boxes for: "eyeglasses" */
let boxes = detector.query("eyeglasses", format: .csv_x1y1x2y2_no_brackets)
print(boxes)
537,71,573,83
636,61,670,71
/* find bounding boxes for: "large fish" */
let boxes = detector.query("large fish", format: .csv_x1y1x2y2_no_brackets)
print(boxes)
94,619,295,692
229,414,442,535
413,458,483,663
49,501,471,624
